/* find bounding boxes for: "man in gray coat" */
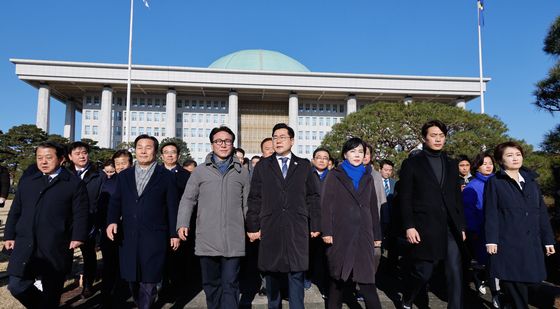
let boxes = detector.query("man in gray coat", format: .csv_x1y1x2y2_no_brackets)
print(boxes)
177,126,250,309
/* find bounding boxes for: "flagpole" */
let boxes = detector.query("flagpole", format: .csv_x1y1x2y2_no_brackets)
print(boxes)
477,0,485,114
125,0,134,144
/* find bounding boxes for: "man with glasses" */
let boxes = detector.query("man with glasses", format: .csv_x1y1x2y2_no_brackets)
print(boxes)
177,126,250,309
106,135,180,309
247,123,321,309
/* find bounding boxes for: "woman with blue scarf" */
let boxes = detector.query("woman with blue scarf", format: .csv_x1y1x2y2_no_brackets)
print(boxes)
462,152,500,307
321,137,382,309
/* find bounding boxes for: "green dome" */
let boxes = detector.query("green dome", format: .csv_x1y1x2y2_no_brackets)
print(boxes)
209,49,310,72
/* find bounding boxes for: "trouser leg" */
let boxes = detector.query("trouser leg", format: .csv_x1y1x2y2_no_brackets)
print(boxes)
358,283,382,309
445,230,463,309
265,272,282,309
287,271,304,309
220,257,240,309
8,275,41,309
403,259,435,306
200,256,222,309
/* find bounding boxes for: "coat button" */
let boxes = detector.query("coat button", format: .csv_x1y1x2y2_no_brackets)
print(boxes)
525,212,529,216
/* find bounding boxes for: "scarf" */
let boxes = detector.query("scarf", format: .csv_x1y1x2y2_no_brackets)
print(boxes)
212,154,232,175
315,168,329,182
341,160,366,190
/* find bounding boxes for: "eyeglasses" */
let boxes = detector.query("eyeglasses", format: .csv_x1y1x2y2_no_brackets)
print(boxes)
272,135,291,141
162,150,177,155
212,139,233,146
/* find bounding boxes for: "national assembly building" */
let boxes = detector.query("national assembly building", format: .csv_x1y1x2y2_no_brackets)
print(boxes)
11,49,489,162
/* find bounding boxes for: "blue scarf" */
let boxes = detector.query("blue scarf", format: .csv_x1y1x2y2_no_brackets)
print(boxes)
212,154,232,175
314,168,329,182
341,160,366,190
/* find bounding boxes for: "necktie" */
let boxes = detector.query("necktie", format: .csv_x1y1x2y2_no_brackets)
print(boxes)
76,169,85,178
520,181,525,191
44,175,53,185
280,157,289,178
384,179,390,196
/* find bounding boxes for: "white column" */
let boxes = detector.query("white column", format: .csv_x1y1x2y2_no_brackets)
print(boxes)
346,94,357,115
36,84,50,133
99,86,113,148
455,98,466,109
166,88,177,138
288,92,298,129
228,90,239,147
63,102,76,141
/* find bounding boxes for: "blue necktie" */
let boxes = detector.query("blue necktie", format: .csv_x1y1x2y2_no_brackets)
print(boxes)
384,179,390,196
280,157,289,178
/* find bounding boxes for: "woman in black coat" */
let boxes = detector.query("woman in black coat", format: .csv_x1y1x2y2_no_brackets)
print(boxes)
321,137,382,309
485,141,555,308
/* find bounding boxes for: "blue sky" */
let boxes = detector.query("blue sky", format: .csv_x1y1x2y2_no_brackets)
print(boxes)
1,0,559,149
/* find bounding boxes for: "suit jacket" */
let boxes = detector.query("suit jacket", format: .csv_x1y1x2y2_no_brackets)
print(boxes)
399,150,465,260
69,164,103,233
484,168,555,282
321,166,381,283
246,153,321,272
4,168,89,276
108,164,179,282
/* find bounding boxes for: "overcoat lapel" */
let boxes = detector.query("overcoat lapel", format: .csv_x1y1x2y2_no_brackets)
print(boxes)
417,152,441,187
139,165,162,198
333,168,368,205
284,156,300,183
127,168,140,198
268,154,285,182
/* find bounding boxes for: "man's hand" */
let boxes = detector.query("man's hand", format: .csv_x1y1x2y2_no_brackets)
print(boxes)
69,241,83,249
247,231,261,242
178,227,189,241
462,231,466,241
310,231,320,238
0,197,6,204
106,223,118,241
486,244,497,254
546,245,556,256
374,240,382,248
4,240,14,250
322,236,333,244
406,228,421,244
170,238,180,251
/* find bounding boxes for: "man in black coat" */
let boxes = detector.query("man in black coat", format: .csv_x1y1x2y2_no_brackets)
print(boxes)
106,135,180,309
0,164,9,208
246,123,321,309
160,141,191,297
4,141,89,308
399,120,466,309
67,141,103,298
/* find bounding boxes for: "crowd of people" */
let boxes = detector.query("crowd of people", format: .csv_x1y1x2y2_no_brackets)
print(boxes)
0,119,556,309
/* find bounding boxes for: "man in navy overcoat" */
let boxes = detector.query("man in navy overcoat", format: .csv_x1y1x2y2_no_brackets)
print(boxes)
107,135,180,309
4,141,89,308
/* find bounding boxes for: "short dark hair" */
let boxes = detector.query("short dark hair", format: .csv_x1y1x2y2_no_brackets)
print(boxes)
235,148,245,156
103,159,115,168
494,141,524,166
272,123,294,138
69,141,90,153
182,159,197,167
209,126,235,144
134,134,159,150
112,149,133,165
160,141,180,154
472,151,496,174
260,138,272,151
251,155,261,161
341,137,367,160
313,147,331,159
36,141,65,159
380,159,394,169
421,119,448,138
456,155,471,165
364,143,374,156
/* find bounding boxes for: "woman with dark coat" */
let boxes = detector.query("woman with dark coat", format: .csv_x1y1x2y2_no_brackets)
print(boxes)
462,152,500,306
321,137,382,309
485,141,556,308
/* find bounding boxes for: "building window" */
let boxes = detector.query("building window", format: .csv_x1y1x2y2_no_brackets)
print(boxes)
139,112,145,122
176,128,181,138
154,113,159,122
131,112,137,121
319,117,324,126
147,127,152,135
93,111,99,120
205,128,210,137
84,125,91,135
139,127,145,135
298,145,303,154
340,105,345,113
326,117,331,126
115,126,121,136
312,104,317,112
319,131,325,139
161,113,166,122
298,131,302,140
298,117,303,126
205,114,210,123
298,104,304,112
198,128,203,137
191,128,196,137
213,114,218,123
191,114,196,122
319,104,324,112
305,117,310,126
147,98,153,108
92,125,99,135
221,101,226,110
220,114,226,124
86,96,92,105
199,102,204,110
177,101,182,108
147,112,152,122
85,111,91,120
213,101,219,110
305,131,310,140
198,114,204,123
94,96,100,106
161,128,166,136
206,101,212,109
176,113,182,122
154,127,159,136
312,131,317,140
306,145,311,154
155,99,161,108
312,117,316,126
132,98,138,107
